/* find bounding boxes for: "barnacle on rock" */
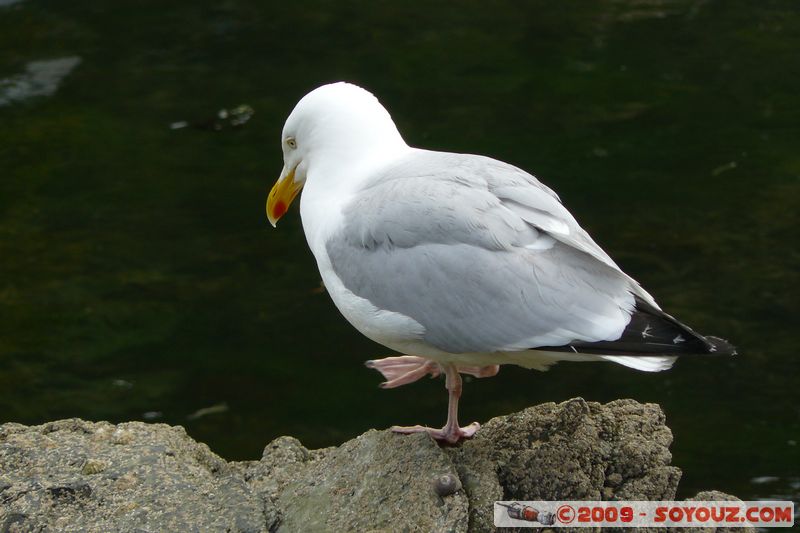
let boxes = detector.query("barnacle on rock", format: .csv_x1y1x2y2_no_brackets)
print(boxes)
433,472,462,497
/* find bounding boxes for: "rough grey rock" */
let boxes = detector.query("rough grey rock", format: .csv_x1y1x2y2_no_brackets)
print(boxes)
239,430,469,533
0,419,277,532
1,399,742,533
446,398,683,532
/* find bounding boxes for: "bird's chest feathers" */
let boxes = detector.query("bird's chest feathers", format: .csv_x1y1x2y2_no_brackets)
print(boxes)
314,247,426,349
299,180,427,351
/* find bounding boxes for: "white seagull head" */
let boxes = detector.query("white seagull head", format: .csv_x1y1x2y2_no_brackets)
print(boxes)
267,82,407,226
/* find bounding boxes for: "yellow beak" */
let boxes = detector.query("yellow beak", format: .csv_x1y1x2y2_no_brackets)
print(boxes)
266,166,303,227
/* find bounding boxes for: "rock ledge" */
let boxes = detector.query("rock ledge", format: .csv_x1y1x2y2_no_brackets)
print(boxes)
0,398,741,532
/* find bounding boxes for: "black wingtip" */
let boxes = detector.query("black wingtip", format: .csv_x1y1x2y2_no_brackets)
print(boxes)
538,297,738,358
703,336,737,356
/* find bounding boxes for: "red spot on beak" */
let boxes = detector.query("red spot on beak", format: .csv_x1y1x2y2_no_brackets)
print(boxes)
273,200,287,220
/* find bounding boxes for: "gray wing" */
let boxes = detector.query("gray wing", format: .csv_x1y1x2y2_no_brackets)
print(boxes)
325,150,638,354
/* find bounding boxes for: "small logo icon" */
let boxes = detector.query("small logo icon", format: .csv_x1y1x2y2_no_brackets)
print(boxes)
497,502,555,525
557,504,576,524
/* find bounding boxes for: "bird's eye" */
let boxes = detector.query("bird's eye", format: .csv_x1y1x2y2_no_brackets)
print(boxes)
286,137,297,149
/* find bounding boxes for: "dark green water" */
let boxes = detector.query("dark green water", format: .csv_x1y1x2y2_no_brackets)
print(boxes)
1,0,798,503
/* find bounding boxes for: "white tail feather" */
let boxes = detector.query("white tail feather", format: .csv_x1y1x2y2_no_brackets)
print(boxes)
600,355,677,372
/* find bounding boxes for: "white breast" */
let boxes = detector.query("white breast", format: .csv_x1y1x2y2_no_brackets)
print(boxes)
315,249,429,351
298,163,430,356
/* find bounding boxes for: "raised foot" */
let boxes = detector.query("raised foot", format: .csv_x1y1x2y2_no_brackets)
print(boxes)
390,422,481,444
365,357,500,388
365,356,440,388
457,364,499,379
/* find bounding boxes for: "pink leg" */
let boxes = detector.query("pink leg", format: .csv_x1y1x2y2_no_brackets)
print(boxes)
365,356,499,386
456,364,500,378
391,363,480,444
365,356,441,388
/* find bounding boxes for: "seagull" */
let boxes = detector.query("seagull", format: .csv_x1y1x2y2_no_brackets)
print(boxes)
266,82,735,444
